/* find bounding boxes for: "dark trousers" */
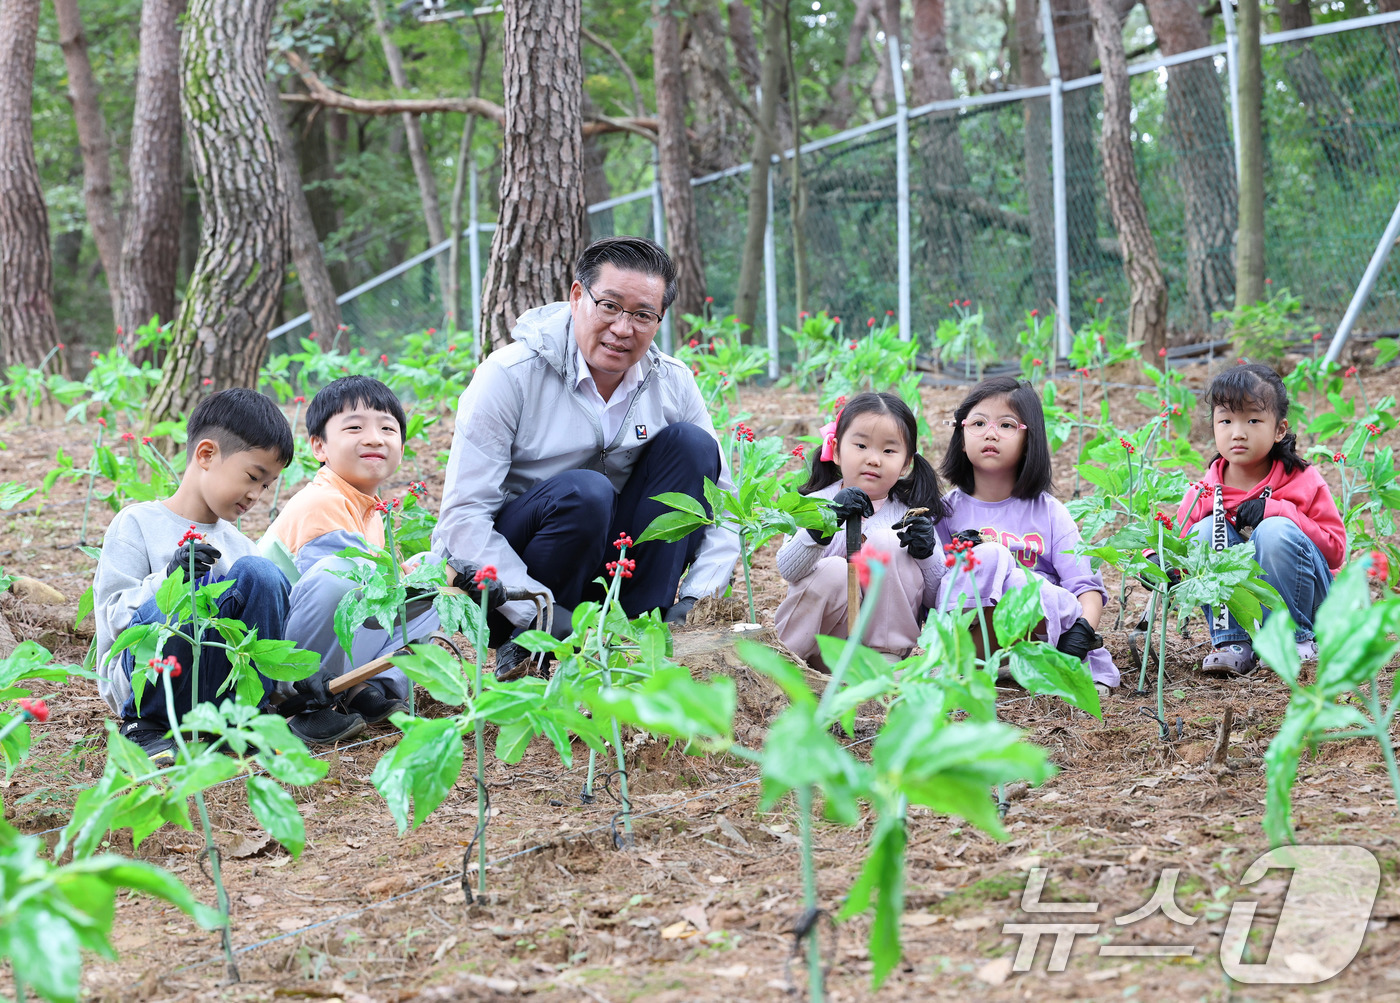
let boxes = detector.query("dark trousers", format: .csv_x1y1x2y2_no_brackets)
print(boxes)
120,556,289,726
494,422,719,633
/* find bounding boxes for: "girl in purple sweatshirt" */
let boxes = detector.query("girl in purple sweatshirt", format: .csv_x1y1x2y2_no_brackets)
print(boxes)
935,376,1119,690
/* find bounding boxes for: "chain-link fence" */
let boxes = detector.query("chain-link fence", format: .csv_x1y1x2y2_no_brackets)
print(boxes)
273,11,1400,365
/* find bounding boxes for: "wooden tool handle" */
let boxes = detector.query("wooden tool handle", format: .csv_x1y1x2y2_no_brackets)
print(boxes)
847,563,860,638
329,654,395,694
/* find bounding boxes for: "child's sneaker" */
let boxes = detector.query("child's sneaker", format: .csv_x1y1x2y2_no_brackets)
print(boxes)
1296,639,1319,664
118,718,178,765
1201,642,1258,677
287,706,366,745
344,686,410,725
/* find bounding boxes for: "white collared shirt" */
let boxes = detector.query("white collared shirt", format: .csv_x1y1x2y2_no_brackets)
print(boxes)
573,340,642,445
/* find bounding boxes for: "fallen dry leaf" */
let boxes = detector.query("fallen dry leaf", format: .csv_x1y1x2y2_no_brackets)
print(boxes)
229,833,272,859
953,916,993,932
680,904,710,933
365,873,413,897
713,963,750,978
901,913,943,927
276,917,308,932
1086,964,1131,982
660,920,697,940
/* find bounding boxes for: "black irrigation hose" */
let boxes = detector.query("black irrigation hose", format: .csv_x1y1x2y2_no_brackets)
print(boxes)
167,733,880,980
458,776,490,905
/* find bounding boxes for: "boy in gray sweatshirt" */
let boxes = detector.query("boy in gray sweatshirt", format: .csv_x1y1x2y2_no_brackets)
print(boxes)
93,388,365,763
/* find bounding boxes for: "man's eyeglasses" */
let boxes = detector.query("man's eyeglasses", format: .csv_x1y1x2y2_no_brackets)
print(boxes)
584,286,663,332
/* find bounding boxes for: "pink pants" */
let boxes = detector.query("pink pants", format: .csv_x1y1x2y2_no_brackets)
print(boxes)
937,543,1120,688
775,527,929,663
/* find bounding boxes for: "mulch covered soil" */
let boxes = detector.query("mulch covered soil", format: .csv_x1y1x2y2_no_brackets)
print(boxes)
3,355,1400,1001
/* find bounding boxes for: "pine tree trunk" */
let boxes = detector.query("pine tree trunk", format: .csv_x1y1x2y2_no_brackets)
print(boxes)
1235,0,1266,310
1276,0,1370,177
653,0,706,327
733,1,783,334
0,0,58,369
148,0,288,422
121,0,186,337
267,78,341,341
1016,0,1056,307
1050,0,1101,271
1089,0,1167,360
912,0,970,290
53,0,123,330
480,0,586,351
1144,0,1237,336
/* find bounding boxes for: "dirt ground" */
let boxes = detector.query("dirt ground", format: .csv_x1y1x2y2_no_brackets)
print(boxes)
3,353,1400,1002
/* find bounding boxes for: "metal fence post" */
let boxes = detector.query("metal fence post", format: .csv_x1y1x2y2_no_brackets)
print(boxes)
1323,194,1400,368
468,161,482,358
764,167,780,380
1040,0,1072,365
888,32,912,343
652,153,673,355
1220,0,1244,186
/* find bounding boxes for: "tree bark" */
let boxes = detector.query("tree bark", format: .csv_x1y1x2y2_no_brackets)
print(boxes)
682,0,746,173
1016,0,1056,306
653,0,706,325
446,18,490,333
1144,0,1236,335
911,0,971,288
148,0,288,421
0,0,58,368
1050,0,1101,270
369,0,446,251
1089,0,1167,359
1235,0,1265,309
267,78,340,340
732,1,783,334
53,0,122,329
480,0,586,351
121,0,186,338
827,0,876,130
1276,0,1369,178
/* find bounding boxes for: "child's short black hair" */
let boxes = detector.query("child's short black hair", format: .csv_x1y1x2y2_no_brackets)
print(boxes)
187,387,294,467
306,376,407,440
799,391,947,516
940,376,1053,499
1205,363,1308,474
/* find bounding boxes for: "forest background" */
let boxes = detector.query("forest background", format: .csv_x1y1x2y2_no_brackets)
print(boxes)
4,0,1400,420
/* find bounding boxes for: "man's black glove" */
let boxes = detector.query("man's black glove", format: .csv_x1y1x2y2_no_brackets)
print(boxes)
896,515,937,560
806,486,875,544
277,671,334,716
495,606,574,681
664,595,697,625
446,559,508,612
1234,498,1267,531
1140,552,1182,590
1057,617,1103,660
166,541,221,581
952,528,985,548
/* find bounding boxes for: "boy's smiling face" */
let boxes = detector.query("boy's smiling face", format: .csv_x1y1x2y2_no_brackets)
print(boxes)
310,405,404,496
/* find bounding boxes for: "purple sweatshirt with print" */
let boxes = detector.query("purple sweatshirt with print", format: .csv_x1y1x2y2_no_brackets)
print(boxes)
935,488,1106,600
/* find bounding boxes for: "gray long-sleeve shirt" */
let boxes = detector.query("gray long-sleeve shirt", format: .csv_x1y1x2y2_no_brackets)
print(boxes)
93,501,258,715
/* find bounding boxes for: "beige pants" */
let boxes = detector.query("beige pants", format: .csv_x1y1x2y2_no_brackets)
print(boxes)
774,527,928,663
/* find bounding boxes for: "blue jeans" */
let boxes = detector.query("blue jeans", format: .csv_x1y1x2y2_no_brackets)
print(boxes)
120,556,290,727
494,422,718,629
1188,516,1331,645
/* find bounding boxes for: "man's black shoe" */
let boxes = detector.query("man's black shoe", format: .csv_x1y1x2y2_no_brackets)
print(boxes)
118,718,178,765
494,640,533,681
344,686,410,725
287,706,367,745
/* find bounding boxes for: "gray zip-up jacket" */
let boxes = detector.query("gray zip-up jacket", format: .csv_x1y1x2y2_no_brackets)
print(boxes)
432,302,740,626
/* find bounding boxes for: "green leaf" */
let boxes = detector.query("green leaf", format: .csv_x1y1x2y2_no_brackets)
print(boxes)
0,714,30,775
494,719,534,763
648,491,708,518
1253,605,1301,687
370,716,463,832
392,643,469,706
1005,643,1102,717
587,667,736,743
737,640,816,708
1262,698,1316,847
249,714,328,787
991,577,1044,645
246,638,320,682
246,775,306,858
758,707,870,824
636,510,710,545
838,807,907,988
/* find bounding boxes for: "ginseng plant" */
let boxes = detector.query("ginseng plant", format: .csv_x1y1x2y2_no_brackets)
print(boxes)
105,526,324,978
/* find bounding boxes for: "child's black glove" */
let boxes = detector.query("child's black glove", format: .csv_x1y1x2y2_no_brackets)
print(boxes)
166,541,221,581
896,515,937,560
1234,498,1267,530
1056,617,1103,660
952,528,985,548
1139,552,1182,589
807,486,875,543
